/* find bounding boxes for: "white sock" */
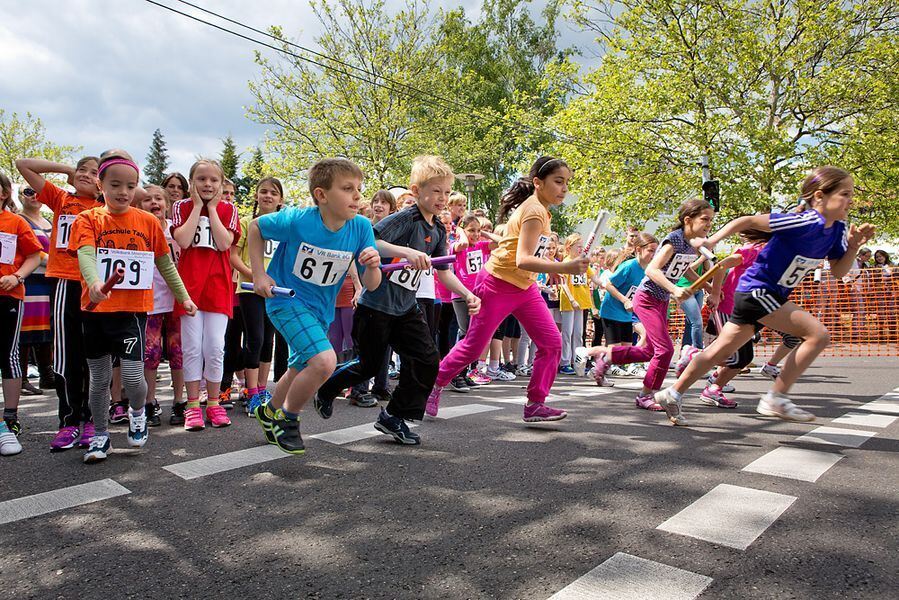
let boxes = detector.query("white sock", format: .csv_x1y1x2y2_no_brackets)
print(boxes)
489,360,500,370
667,387,682,401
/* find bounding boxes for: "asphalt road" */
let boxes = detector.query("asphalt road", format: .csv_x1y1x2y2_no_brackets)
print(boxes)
1,357,897,600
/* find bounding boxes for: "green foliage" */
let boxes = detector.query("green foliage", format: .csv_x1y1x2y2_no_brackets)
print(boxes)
220,134,240,180
144,128,169,186
0,110,79,182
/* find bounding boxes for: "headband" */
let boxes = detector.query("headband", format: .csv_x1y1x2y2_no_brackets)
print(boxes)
98,158,140,177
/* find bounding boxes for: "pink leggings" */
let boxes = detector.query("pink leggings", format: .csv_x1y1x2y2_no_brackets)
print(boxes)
437,272,561,403
144,311,183,370
609,289,673,391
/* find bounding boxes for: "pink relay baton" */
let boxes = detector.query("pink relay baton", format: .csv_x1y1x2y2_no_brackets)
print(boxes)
85,267,124,310
381,254,456,273
582,210,611,256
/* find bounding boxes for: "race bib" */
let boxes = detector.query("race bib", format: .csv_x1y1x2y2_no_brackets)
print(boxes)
665,253,693,281
55,214,77,249
0,232,16,265
97,247,153,290
778,255,819,288
571,273,587,286
263,239,280,259
625,285,638,301
466,249,484,275
388,265,427,291
534,234,550,258
191,216,215,249
292,243,352,287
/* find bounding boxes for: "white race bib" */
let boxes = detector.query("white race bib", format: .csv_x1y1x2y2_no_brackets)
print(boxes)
0,232,16,265
571,273,587,286
263,239,280,259
625,285,638,301
534,234,550,259
466,248,484,275
292,243,352,287
388,265,426,291
55,214,77,249
191,216,215,249
97,247,154,290
778,255,819,288
665,253,693,281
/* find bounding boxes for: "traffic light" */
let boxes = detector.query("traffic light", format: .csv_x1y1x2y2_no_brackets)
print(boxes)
702,179,720,211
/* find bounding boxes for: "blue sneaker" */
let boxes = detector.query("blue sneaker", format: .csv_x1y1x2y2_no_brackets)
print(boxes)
374,409,420,445
83,434,111,464
558,365,576,375
260,389,273,403
246,393,263,417
313,393,334,419
127,408,148,448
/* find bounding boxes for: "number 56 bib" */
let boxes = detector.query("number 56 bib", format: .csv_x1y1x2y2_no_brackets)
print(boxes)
292,243,353,287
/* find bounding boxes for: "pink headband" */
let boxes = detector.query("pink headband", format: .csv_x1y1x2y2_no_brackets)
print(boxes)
98,158,140,177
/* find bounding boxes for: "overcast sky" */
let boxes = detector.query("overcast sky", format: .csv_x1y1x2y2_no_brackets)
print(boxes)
1,0,597,177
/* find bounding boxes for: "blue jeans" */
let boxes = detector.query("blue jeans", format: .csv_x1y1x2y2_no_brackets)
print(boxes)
680,290,704,349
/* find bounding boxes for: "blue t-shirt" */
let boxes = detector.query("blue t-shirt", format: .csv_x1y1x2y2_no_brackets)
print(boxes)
600,258,645,322
257,207,376,325
737,210,847,299
358,205,449,317
638,228,697,300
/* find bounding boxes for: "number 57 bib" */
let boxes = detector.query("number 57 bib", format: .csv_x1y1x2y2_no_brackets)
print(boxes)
292,243,353,287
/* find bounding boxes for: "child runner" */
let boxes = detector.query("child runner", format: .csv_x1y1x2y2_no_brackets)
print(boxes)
589,199,714,424
316,155,481,445
0,172,43,456
559,233,595,375
251,158,381,454
69,154,196,462
171,159,241,431
656,166,875,422
427,156,588,421
16,156,103,451
219,178,245,409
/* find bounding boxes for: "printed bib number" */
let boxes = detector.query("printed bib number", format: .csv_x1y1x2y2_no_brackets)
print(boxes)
388,266,427,291
625,285,638,301
466,249,484,275
55,215,77,249
534,234,550,259
292,243,352,287
778,255,819,288
192,216,215,249
665,253,693,281
263,239,280,259
571,273,587,286
97,247,153,290
0,232,16,265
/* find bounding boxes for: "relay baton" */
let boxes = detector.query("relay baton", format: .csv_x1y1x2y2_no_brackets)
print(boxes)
687,248,741,294
582,210,610,256
239,282,295,298
381,254,455,273
85,267,125,310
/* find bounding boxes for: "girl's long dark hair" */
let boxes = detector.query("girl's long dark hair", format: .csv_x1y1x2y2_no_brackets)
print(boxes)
498,156,568,221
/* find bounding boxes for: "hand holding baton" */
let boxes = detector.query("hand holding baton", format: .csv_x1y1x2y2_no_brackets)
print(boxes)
687,247,742,294
380,254,455,273
239,282,296,298
85,267,124,310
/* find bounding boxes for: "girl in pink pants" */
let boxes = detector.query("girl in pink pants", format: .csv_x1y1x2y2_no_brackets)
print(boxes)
426,156,589,422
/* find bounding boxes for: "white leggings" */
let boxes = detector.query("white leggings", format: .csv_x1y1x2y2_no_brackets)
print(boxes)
181,311,228,383
560,309,584,366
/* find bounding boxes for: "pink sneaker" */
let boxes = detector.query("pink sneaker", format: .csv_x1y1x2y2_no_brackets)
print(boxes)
675,345,700,376
184,407,205,431
523,403,567,422
206,404,231,427
425,386,442,417
635,393,664,411
468,369,491,385
700,385,737,409
78,421,95,447
593,354,611,386
49,426,80,452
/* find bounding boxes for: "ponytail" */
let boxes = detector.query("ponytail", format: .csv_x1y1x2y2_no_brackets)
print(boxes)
498,156,569,221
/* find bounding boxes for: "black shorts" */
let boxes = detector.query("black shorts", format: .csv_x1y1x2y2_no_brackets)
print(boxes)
602,318,634,345
504,315,521,338
730,290,787,330
83,312,147,362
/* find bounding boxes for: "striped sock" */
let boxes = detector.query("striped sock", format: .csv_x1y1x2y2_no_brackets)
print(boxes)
186,397,200,409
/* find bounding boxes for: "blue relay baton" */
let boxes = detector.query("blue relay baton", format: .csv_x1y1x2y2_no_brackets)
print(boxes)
240,282,295,298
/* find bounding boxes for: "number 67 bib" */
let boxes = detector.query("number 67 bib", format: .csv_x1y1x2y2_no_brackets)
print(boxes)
97,247,153,290
292,243,353,287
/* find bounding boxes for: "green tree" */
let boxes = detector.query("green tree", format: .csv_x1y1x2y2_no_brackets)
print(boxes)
0,110,79,181
144,128,169,185
220,134,240,180
232,146,267,214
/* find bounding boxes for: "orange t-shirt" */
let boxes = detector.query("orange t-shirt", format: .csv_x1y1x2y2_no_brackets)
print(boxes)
68,206,170,313
36,180,103,281
485,195,552,289
0,211,44,301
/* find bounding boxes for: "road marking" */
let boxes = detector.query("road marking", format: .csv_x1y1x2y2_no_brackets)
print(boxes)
831,411,897,428
859,400,899,415
616,379,676,390
163,445,287,480
742,447,844,482
433,404,501,419
565,389,617,397
657,483,796,550
794,426,876,448
548,552,712,600
0,479,130,525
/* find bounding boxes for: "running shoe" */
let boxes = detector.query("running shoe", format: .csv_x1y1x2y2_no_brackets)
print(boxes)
654,388,689,426
218,390,234,410
4,417,21,437
78,421,95,448
184,407,205,431
21,380,41,396
515,365,533,377
425,386,443,417
50,426,80,452
706,373,735,393
700,385,738,409
313,393,334,419
635,393,664,411
109,402,129,424
596,375,615,387
463,373,482,387
206,404,231,428
573,347,589,377
83,434,111,464
487,367,516,381
593,354,611,386
271,416,305,455
608,364,628,377
170,402,186,426
503,362,518,374
247,393,265,417
254,403,278,445
0,422,22,456
349,391,379,407
523,403,567,422
468,369,491,385
127,408,148,448
260,389,273,403
146,403,161,427
374,409,420,445
675,345,701,377
558,365,576,376
449,375,471,393
626,363,646,377
756,393,814,422
760,363,781,380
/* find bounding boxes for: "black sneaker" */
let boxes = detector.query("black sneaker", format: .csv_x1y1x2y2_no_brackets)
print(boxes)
374,409,420,445
169,402,186,426
253,403,278,444
449,375,470,393
503,362,518,374
271,417,305,455
313,393,334,419
372,389,393,404
146,403,161,427
4,417,21,437
21,380,42,396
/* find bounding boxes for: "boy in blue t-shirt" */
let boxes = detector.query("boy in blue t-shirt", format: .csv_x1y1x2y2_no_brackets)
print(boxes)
249,158,381,454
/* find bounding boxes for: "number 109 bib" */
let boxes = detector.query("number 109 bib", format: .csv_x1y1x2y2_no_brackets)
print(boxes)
292,243,352,287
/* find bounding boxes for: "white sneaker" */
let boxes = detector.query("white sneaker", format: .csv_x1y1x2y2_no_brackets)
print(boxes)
0,427,22,456
760,364,781,380
574,347,589,377
83,434,111,464
127,408,148,448
626,363,646,377
515,365,533,376
608,365,628,377
486,367,516,381
756,393,814,422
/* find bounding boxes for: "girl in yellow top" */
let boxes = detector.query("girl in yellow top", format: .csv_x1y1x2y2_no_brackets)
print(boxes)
427,157,588,422
559,233,595,374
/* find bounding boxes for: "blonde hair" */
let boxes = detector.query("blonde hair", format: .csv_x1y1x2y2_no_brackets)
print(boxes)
477,216,493,230
188,159,225,183
410,155,454,188
448,191,467,207
564,233,582,251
